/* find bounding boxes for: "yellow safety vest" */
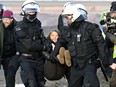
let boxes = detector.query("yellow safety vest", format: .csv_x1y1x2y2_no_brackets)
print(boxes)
113,45,116,59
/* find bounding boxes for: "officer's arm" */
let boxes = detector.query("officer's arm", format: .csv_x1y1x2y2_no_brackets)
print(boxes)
91,24,110,66
57,14,63,31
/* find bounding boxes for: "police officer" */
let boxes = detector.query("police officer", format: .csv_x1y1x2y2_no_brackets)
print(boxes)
0,10,19,87
57,3,88,85
15,0,45,87
0,3,5,22
53,3,111,87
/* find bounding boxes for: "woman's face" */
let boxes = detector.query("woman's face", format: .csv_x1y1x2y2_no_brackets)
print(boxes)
50,31,59,43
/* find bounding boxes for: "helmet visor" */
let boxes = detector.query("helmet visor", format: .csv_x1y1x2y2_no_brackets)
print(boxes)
22,3,40,13
24,8,39,13
79,8,88,19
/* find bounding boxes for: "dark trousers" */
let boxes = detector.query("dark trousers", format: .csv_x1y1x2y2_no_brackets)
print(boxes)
69,64,100,87
2,55,20,87
19,56,45,87
64,67,70,84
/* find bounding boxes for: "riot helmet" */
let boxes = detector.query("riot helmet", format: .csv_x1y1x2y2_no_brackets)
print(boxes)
0,4,5,19
62,4,84,24
74,4,88,20
63,2,87,20
21,0,40,22
63,2,72,9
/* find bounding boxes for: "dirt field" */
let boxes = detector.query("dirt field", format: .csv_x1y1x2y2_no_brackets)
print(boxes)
0,1,113,87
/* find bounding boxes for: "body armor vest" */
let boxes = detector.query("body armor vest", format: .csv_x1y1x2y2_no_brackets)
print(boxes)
15,19,43,54
67,21,98,58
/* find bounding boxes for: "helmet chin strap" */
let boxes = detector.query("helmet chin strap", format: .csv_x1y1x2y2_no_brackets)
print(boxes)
26,13,37,22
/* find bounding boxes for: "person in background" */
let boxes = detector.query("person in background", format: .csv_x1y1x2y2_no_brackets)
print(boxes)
0,10,19,87
0,3,5,22
100,1,116,87
100,9,113,78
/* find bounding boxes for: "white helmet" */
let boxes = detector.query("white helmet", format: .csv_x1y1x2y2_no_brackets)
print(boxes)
74,4,88,20
62,4,84,23
63,2,72,9
63,2,87,20
21,0,40,22
22,0,40,14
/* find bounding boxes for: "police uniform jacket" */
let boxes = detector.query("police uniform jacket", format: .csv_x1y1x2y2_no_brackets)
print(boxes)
54,20,110,67
15,17,44,55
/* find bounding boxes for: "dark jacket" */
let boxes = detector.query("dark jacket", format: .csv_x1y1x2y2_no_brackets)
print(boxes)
102,25,116,63
15,17,45,54
45,37,55,53
0,19,17,59
54,20,110,67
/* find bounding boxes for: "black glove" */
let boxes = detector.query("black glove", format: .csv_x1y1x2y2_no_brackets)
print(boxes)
42,42,52,52
58,15,69,31
42,51,58,63
42,51,51,60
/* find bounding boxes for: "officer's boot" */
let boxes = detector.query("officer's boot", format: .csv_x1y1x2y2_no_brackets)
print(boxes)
57,47,65,64
64,50,71,67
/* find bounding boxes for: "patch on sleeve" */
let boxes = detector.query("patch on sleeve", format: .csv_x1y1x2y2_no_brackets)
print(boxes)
15,27,21,31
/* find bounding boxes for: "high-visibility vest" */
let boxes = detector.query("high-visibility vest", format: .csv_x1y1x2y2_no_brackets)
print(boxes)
113,45,116,58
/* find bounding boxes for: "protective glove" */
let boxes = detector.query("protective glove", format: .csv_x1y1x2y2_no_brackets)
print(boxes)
42,51,57,62
42,43,52,52
42,51,51,60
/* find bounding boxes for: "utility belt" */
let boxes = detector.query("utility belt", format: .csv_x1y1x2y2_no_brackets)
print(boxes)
74,53,99,69
21,53,40,60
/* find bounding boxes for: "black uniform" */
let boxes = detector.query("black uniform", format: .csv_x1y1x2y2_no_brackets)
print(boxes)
15,17,45,87
0,19,20,87
54,20,110,87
